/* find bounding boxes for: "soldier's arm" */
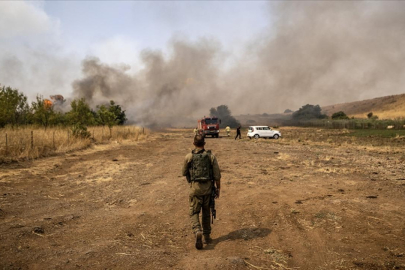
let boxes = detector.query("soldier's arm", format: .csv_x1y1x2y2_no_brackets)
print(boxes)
182,154,192,177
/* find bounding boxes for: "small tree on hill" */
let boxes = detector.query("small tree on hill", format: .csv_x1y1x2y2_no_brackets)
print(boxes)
331,111,349,120
367,112,378,120
292,104,327,120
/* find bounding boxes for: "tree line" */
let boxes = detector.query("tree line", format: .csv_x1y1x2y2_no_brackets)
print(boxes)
0,85,127,137
291,104,381,121
209,105,240,128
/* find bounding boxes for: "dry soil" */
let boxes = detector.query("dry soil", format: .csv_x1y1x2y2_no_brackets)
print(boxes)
1,128,404,270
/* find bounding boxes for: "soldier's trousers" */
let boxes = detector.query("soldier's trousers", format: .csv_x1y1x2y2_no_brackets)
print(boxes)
189,194,211,235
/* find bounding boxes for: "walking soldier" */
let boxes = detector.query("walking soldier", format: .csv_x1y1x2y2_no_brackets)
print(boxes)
182,135,221,249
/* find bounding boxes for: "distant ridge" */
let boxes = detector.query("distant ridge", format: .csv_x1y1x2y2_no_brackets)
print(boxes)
322,93,405,119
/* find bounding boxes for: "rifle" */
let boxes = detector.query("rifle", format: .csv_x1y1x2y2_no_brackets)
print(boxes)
210,183,217,224
186,173,191,183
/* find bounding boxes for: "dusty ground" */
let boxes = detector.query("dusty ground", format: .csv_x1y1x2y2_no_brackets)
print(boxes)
1,127,404,270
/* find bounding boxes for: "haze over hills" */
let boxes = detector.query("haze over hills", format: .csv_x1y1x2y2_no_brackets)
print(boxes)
321,93,405,119
236,93,405,126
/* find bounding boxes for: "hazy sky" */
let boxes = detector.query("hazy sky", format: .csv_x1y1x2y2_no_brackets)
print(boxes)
44,1,269,55
1,1,404,123
0,1,268,109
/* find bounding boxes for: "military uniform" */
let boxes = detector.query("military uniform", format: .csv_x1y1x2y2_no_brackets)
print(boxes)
182,149,221,238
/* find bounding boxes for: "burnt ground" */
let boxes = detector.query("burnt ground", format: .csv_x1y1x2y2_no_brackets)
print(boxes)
1,128,404,270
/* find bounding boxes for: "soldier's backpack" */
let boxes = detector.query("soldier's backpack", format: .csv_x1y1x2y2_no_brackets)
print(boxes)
190,150,213,182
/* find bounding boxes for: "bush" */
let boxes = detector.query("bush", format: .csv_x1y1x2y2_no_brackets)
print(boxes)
292,104,328,120
332,111,349,120
71,124,91,139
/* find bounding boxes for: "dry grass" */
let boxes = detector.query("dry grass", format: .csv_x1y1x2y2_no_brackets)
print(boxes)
246,126,405,150
0,126,148,162
322,93,405,119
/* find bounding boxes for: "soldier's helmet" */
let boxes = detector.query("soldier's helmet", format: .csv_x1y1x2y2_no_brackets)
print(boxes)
194,134,205,147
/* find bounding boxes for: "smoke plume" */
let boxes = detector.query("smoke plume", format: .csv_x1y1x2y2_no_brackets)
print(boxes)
67,2,405,125
73,38,223,126
226,1,405,115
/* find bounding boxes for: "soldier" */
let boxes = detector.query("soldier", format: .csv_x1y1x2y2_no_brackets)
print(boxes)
235,125,242,140
182,135,221,249
225,126,231,137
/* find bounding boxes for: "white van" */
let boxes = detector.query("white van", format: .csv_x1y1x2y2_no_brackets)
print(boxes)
247,126,281,139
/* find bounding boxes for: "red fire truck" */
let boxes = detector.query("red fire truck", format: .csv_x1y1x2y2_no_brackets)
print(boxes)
198,117,221,138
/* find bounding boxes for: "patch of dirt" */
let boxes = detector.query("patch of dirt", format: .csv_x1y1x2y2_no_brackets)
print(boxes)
0,128,405,269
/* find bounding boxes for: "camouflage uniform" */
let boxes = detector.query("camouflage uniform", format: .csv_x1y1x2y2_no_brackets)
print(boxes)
182,149,221,236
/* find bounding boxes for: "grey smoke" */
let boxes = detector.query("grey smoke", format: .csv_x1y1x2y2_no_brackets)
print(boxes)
68,2,405,125
227,1,405,114
73,37,223,126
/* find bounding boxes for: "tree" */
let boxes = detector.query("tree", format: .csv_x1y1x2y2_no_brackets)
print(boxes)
31,95,56,129
66,98,95,126
108,100,127,125
331,111,349,120
0,85,31,127
65,98,95,138
284,109,293,113
367,112,378,120
292,104,327,120
96,104,117,137
210,105,240,128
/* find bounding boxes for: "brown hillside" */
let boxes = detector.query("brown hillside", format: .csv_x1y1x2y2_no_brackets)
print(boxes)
322,93,405,119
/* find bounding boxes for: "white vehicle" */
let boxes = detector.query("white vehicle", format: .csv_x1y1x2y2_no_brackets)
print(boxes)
247,126,281,139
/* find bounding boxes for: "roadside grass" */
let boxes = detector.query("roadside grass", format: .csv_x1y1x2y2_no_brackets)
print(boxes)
344,129,405,138
0,126,148,162
241,126,405,149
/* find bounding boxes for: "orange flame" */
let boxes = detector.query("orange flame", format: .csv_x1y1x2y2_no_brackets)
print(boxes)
44,99,53,109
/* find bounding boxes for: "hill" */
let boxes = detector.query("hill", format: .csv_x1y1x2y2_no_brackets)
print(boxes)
322,93,405,119
235,93,405,126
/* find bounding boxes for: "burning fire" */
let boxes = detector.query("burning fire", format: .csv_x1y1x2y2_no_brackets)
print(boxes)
44,99,53,109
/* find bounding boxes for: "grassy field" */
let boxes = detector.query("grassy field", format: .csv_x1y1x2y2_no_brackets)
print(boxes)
0,126,148,162
344,129,405,138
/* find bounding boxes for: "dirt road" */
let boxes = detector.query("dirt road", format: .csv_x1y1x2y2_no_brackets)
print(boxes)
1,128,405,269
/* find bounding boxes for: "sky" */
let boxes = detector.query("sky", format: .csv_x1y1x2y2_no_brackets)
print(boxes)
1,1,405,125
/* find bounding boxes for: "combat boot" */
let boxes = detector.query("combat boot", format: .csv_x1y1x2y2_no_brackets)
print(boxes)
203,234,212,244
195,231,203,250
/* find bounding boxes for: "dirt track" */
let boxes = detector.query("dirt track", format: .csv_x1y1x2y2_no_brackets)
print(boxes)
1,128,405,270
